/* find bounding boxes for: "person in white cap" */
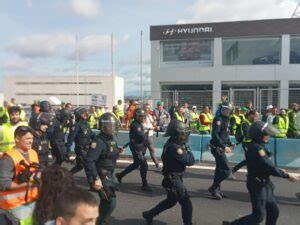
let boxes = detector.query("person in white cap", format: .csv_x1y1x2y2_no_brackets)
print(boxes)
262,105,274,124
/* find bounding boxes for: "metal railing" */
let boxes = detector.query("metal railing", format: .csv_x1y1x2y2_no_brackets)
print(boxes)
145,88,298,113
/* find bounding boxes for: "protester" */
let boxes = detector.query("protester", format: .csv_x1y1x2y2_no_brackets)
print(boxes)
153,101,170,132
33,165,76,225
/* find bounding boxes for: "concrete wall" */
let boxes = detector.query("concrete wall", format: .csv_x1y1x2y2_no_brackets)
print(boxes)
3,75,124,109
114,131,300,168
151,35,300,112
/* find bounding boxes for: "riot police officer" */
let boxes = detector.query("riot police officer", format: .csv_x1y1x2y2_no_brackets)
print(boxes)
66,107,94,174
31,112,54,167
48,108,72,165
142,120,195,225
115,108,152,191
208,102,236,200
85,112,124,225
223,121,299,225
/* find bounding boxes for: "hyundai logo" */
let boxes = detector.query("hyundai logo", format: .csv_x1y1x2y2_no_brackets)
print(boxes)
162,28,176,36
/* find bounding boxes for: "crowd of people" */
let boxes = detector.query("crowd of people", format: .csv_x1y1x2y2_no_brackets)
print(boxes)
119,95,300,140
0,97,299,225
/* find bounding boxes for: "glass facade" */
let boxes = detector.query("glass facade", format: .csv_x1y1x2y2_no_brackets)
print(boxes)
290,36,300,64
223,37,281,65
161,39,213,65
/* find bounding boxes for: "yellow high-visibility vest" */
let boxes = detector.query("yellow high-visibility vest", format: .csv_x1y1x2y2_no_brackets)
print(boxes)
117,104,124,118
20,109,26,121
89,113,98,129
241,119,252,143
175,112,184,122
240,114,246,121
97,108,105,118
199,113,213,132
0,121,28,153
189,111,199,128
230,114,242,134
274,116,289,138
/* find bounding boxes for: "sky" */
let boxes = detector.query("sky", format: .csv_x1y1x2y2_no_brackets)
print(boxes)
0,0,298,95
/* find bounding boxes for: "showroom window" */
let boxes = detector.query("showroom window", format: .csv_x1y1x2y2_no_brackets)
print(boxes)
290,36,300,64
223,37,281,65
161,39,213,66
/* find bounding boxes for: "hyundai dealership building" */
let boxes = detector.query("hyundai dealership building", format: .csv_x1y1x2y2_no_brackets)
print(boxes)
150,18,300,112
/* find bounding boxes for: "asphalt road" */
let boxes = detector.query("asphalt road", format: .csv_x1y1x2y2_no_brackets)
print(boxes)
68,161,300,225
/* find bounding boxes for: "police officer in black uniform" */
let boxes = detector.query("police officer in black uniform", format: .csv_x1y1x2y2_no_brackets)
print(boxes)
66,107,94,174
31,112,54,167
115,108,152,191
85,112,124,225
223,121,299,225
48,108,72,165
208,102,236,200
142,119,195,225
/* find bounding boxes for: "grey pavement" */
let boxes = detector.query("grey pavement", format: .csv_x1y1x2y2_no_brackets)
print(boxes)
68,162,300,225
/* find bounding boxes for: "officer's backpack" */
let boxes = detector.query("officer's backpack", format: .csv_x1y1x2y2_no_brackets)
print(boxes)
235,124,243,143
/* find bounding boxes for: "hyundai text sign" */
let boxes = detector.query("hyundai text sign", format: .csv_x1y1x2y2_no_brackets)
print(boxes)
150,18,300,41
162,27,213,36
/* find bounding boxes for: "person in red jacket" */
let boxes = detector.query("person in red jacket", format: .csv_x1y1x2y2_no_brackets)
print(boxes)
125,100,138,129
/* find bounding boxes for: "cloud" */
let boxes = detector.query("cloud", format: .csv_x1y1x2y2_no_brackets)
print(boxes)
0,59,32,72
122,34,131,42
119,66,151,95
25,0,33,7
119,54,150,66
177,0,297,24
6,33,75,58
5,33,121,60
78,35,110,57
70,0,100,18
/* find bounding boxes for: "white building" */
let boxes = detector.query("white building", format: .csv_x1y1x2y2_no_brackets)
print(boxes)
150,18,300,112
3,75,124,109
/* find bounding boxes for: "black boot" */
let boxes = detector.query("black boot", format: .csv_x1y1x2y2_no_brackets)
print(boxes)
208,185,222,200
222,221,231,225
228,172,236,180
142,210,153,224
218,186,227,198
141,181,153,192
115,173,123,184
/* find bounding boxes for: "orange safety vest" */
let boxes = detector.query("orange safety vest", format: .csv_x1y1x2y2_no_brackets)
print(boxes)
0,148,39,215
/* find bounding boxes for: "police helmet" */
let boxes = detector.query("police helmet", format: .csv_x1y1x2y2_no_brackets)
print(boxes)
99,112,118,135
56,108,72,123
249,121,279,142
74,107,89,121
39,101,52,113
133,108,146,120
35,112,55,130
221,102,233,110
220,102,233,117
164,119,190,142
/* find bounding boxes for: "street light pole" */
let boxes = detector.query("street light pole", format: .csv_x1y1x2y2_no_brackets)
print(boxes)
76,34,79,107
140,30,143,104
111,33,115,108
